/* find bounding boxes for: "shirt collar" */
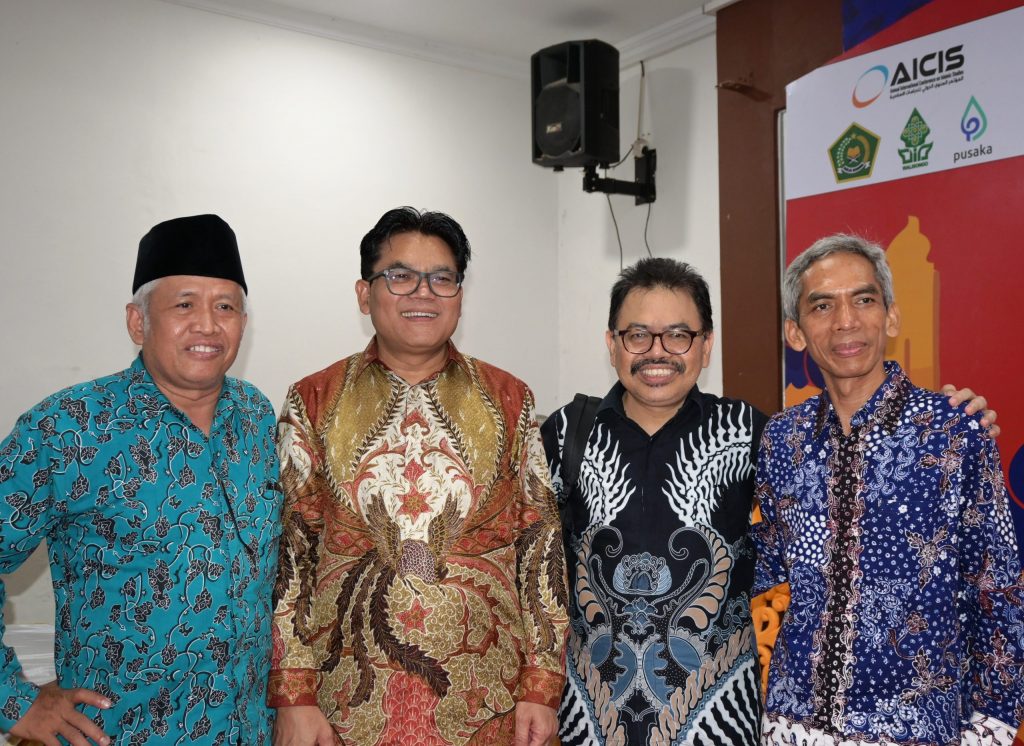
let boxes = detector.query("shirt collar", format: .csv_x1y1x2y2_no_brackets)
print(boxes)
814,360,909,437
603,380,708,422
129,352,151,382
352,336,470,381
130,353,242,422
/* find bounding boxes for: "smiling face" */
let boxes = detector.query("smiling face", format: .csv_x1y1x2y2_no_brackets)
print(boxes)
126,275,247,408
606,285,713,433
355,231,462,374
785,251,900,397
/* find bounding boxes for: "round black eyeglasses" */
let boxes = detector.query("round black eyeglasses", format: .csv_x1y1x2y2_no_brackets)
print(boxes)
367,268,463,297
615,327,705,355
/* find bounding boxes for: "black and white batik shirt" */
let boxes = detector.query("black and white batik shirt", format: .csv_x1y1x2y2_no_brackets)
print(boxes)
542,383,767,746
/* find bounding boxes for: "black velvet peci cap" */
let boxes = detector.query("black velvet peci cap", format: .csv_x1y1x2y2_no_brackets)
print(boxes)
133,214,247,294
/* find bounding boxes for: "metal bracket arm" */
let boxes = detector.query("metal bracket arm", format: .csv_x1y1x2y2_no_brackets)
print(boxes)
582,147,657,205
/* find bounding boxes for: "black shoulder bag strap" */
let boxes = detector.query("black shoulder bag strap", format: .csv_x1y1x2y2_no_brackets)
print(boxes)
559,393,602,533
561,393,602,499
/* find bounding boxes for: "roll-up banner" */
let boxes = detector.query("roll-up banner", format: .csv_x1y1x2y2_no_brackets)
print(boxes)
783,4,1024,570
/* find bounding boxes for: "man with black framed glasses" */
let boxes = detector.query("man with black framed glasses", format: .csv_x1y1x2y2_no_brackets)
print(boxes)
365,266,463,297
268,206,568,746
542,257,767,746
541,256,998,746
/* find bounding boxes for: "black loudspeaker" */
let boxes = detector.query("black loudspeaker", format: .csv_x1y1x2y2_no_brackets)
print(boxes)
532,40,619,168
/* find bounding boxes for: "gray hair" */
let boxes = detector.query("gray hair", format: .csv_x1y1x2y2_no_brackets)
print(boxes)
130,279,161,334
130,278,248,333
782,234,894,322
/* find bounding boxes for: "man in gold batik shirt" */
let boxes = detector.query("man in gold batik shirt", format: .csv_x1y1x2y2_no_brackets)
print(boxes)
268,207,569,746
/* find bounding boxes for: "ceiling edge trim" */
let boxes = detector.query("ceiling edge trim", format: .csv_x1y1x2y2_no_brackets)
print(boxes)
618,7,717,67
158,0,528,78
158,0,716,78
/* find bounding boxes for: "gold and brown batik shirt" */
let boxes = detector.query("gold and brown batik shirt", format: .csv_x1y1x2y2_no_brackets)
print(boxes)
268,340,568,745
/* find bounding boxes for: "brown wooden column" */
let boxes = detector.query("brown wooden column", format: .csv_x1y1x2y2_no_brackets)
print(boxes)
716,0,843,414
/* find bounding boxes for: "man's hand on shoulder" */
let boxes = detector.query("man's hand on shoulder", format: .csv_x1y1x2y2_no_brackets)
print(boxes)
514,701,557,746
941,384,1000,438
273,705,337,746
9,681,111,746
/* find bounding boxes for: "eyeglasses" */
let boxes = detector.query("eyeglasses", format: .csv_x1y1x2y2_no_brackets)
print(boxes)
367,268,464,297
615,327,705,355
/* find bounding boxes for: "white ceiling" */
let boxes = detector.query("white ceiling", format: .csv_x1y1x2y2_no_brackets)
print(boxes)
161,0,723,77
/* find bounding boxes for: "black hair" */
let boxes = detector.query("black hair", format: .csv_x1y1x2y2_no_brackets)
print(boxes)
359,206,471,279
608,257,713,331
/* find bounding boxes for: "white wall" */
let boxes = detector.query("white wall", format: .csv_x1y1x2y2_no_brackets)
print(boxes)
0,0,720,624
0,0,561,623
553,35,722,407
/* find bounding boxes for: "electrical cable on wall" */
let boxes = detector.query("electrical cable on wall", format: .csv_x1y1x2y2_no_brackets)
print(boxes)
607,194,625,271
603,59,654,266
607,144,635,170
643,203,653,258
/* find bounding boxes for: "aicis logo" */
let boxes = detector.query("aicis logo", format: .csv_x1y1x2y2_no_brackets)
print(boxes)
852,65,889,108
852,45,965,107
891,45,964,85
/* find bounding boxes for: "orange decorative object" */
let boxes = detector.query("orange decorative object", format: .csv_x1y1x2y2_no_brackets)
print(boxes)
885,216,940,389
751,583,791,694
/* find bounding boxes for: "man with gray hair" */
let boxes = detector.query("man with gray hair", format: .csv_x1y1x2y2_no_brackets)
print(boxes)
544,254,1000,746
753,234,1024,744
0,214,281,745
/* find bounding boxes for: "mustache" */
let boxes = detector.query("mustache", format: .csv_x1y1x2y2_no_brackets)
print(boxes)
630,357,685,375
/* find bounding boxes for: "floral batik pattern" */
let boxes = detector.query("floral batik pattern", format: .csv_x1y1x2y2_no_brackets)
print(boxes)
269,341,568,745
542,384,767,746
754,362,1024,746
0,356,281,744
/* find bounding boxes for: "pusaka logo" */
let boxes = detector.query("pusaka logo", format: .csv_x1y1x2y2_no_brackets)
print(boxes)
954,96,992,165
960,96,987,141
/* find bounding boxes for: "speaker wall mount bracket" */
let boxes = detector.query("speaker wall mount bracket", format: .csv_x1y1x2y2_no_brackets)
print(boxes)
582,146,657,205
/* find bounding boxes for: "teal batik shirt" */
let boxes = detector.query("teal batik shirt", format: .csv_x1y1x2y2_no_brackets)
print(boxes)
0,356,282,745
